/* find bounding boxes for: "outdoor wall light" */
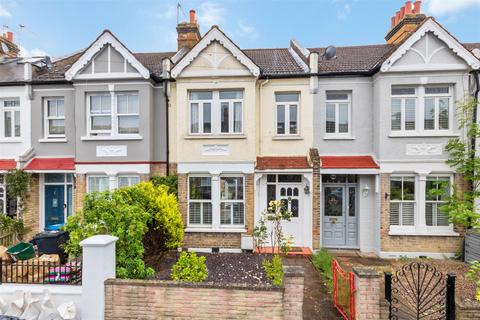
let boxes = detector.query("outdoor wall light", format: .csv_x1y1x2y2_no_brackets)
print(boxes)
304,185,310,194
362,184,370,197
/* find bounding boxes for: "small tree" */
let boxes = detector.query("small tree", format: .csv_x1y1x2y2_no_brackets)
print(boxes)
443,96,479,228
5,169,30,217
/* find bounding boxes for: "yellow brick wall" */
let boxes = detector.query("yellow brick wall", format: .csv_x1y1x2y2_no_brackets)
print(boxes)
22,174,40,240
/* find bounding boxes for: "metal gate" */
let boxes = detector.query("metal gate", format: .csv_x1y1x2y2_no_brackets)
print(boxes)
384,262,456,320
332,259,355,320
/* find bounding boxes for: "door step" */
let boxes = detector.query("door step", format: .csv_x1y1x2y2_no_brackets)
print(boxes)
255,247,313,256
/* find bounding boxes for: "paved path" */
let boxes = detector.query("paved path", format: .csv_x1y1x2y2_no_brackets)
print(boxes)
284,256,343,320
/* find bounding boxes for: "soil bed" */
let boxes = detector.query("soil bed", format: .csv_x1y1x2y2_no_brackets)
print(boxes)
148,252,271,285
335,255,477,307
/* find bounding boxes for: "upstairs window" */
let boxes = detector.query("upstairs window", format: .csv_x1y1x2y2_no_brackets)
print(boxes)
276,93,299,135
189,90,243,135
3,98,20,138
44,98,65,138
87,92,139,136
325,91,350,135
389,176,415,226
424,87,450,131
391,87,416,132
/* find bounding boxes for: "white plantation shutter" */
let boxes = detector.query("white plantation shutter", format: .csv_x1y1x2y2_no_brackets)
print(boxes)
389,176,416,227
390,203,400,225
401,203,415,226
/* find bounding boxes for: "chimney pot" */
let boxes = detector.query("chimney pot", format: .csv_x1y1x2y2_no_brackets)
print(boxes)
189,10,196,23
400,6,405,20
6,31,13,42
395,10,401,23
391,16,396,28
405,1,412,14
413,0,421,14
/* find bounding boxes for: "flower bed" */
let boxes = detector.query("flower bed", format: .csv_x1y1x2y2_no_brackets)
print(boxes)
149,252,271,285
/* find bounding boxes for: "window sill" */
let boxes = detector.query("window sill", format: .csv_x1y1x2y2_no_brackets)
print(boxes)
38,138,67,143
184,135,247,140
80,135,143,141
389,229,459,237
323,135,355,140
389,132,460,138
185,227,247,233
0,138,22,143
272,136,303,141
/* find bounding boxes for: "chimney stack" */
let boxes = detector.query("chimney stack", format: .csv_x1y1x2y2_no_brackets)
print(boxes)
176,9,201,51
0,31,20,58
385,0,426,44
6,31,13,42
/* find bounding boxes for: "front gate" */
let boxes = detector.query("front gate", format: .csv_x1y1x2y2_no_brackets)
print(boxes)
384,262,456,320
332,259,355,320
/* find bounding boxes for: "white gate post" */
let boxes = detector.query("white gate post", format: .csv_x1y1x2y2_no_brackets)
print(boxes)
80,235,118,320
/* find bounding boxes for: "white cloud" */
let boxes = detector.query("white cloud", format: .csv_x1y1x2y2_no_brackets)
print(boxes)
337,3,351,20
424,0,480,16
198,2,225,28
236,21,258,40
0,4,11,17
18,45,47,57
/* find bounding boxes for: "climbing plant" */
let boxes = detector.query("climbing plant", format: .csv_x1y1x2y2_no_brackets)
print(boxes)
5,169,31,217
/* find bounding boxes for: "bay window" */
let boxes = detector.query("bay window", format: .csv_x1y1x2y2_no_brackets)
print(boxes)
325,91,350,135
188,176,212,225
44,98,65,138
87,92,139,136
220,176,244,225
389,176,415,226
276,93,299,135
88,174,141,192
87,176,110,193
425,176,450,227
189,90,243,135
3,98,20,138
390,85,452,134
117,175,140,188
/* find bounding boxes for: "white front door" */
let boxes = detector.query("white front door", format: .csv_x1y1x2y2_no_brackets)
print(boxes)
278,184,302,246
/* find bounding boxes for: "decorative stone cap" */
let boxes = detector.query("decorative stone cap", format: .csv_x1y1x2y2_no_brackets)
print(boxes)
283,265,304,277
80,235,118,247
353,267,381,278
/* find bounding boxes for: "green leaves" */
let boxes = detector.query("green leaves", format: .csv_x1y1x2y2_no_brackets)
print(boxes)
63,181,184,279
262,255,284,286
171,251,208,282
5,169,30,199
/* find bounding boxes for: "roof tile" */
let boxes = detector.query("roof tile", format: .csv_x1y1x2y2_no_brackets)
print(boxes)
256,156,310,170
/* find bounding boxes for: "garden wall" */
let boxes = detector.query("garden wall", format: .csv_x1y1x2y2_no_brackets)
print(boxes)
104,265,304,320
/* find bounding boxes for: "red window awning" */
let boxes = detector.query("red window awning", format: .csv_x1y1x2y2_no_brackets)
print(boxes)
320,156,379,169
0,159,16,170
256,156,311,170
25,158,75,171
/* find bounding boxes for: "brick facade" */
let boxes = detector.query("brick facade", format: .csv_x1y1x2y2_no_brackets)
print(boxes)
22,173,40,240
104,266,304,320
178,172,254,249
309,148,321,250
74,174,86,214
150,162,167,177
353,268,384,320
380,173,464,255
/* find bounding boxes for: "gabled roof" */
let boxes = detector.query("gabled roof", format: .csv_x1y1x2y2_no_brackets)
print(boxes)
244,48,307,75
64,30,151,80
381,18,480,72
0,159,16,170
171,26,260,78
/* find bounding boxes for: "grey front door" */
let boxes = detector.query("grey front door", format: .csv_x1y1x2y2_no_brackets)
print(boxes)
322,185,357,247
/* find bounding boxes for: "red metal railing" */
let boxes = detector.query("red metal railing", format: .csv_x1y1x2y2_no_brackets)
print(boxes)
332,259,355,320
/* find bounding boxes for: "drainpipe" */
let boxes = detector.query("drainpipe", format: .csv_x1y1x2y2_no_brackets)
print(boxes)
162,58,173,176
259,78,269,156
470,70,479,214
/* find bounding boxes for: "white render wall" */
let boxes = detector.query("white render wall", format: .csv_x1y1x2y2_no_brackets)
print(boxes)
358,175,378,253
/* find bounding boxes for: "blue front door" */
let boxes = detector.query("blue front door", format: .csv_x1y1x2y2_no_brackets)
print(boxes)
45,185,65,228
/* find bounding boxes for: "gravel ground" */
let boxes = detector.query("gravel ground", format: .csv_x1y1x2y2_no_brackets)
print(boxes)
335,255,478,307
149,252,271,285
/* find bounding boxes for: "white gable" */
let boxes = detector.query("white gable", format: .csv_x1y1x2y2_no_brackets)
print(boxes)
65,31,149,80
381,19,480,72
171,27,260,78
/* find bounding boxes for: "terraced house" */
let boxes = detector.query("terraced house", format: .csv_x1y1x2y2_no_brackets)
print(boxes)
0,1,479,258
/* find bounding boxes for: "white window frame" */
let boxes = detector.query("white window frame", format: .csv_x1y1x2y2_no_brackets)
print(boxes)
423,86,452,132
117,175,140,188
188,90,244,135
86,91,140,137
425,175,453,230
116,93,140,135
390,85,453,135
220,175,245,226
325,91,351,137
187,175,213,226
275,93,300,136
2,98,21,138
389,175,417,231
87,175,110,193
44,98,66,139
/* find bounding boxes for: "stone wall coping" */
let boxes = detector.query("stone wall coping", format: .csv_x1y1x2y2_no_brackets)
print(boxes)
456,299,480,310
104,278,283,292
80,234,118,247
353,267,381,278
283,265,305,277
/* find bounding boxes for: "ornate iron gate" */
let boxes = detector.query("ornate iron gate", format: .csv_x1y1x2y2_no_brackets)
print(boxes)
384,262,456,320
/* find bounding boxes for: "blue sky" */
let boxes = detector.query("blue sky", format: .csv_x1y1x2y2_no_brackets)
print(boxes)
0,0,479,57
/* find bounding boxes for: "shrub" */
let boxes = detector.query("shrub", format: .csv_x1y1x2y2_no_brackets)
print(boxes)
63,182,184,279
151,175,178,198
311,248,334,289
263,255,284,286
467,260,480,302
0,215,28,239
171,251,208,282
